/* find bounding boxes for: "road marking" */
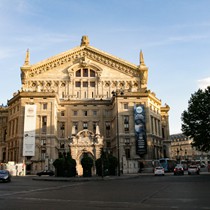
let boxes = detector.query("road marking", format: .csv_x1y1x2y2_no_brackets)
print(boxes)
0,182,83,197
2,196,210,209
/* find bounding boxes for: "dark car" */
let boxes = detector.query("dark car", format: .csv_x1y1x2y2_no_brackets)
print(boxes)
0,170,11,182
188,165,200,175
36,170,54,176
174,165,184,175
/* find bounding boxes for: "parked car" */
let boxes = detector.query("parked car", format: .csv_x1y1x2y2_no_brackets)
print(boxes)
36,170,55,176
188,165,200,175
0,170,11,182
174,164,184,175
154,166,165,176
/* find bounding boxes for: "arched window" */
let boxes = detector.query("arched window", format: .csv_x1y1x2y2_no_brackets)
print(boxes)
75,68,96,78
90,70,95,77
76,70,81,77
74,68,97,99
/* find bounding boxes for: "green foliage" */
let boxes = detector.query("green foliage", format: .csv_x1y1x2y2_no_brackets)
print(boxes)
95,150,117,176
108,154,117,175
181,86,210,152
65,152,77,177
53,152,77,177
53,157,65,177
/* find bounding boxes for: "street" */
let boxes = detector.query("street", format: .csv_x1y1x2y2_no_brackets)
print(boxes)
0,173,210,210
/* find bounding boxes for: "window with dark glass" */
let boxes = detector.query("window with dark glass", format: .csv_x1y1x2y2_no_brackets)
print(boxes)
75,81,81,87
93,122,97,132
90,70,95,77
3,129,7,142
90,81,95,87
73,111,78,116
162,127,165,138
84,111,88,116
124,103,128,110
83,82,88,87
83,122,88,129
41,139,46,146
60,122,65,138
42,116,47,133
76,69,81,77
60,122,65,130
41,150,46,160
124,124,129,132
2,150,6,161
43,103,47,110
105,122,111,138
124,116,129,132
83,69,88,77
125,148,130,159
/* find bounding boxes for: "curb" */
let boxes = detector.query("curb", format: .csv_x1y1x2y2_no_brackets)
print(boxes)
32,174,141,182
32,172,210,182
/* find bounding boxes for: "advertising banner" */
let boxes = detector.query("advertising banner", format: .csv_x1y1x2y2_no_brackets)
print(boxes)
23,105,36,156
134,104,147,155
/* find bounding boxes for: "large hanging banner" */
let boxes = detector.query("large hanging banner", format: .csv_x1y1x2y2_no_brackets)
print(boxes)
23,105,37,156
134,104,147,155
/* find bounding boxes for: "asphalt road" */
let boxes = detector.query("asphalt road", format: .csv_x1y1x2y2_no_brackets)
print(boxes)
0,173,210,210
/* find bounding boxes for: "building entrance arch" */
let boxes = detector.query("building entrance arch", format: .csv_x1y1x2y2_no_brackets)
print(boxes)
69,129,103,176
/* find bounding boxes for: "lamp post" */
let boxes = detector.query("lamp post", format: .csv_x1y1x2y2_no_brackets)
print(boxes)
101,148,105,178
112,90,124,176
91,133,98,176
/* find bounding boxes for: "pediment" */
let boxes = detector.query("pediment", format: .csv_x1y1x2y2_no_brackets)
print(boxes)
21,45,141,81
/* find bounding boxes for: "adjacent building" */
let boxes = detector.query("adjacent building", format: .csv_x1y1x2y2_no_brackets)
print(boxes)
0,36,170,175
170,133,210,162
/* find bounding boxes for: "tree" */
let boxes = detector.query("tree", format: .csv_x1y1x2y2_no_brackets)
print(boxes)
53,152,77,177
53,155,65,177
95,150,117,176
107,154,117,175
65,152,77,177
181,86,210,152
95,150,109,177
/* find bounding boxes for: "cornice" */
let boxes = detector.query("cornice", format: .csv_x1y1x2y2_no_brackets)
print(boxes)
7,91,57,105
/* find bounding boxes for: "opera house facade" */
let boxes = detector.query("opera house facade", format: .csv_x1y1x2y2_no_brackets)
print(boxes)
0,36,170,175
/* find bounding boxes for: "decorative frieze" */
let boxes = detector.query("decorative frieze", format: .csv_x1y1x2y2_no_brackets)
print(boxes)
26,48,140,79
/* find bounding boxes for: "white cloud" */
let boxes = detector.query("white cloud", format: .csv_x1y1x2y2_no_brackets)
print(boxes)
197,77,210,90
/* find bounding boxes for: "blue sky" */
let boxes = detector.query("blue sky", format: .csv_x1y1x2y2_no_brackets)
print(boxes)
0,0,210,134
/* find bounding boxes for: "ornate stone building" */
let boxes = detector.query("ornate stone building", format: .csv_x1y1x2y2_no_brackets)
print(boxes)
0,106,7,165
170,133,210,162
0,36,170,175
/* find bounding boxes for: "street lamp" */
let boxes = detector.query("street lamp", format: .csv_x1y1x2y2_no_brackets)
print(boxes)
112,89,124,176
